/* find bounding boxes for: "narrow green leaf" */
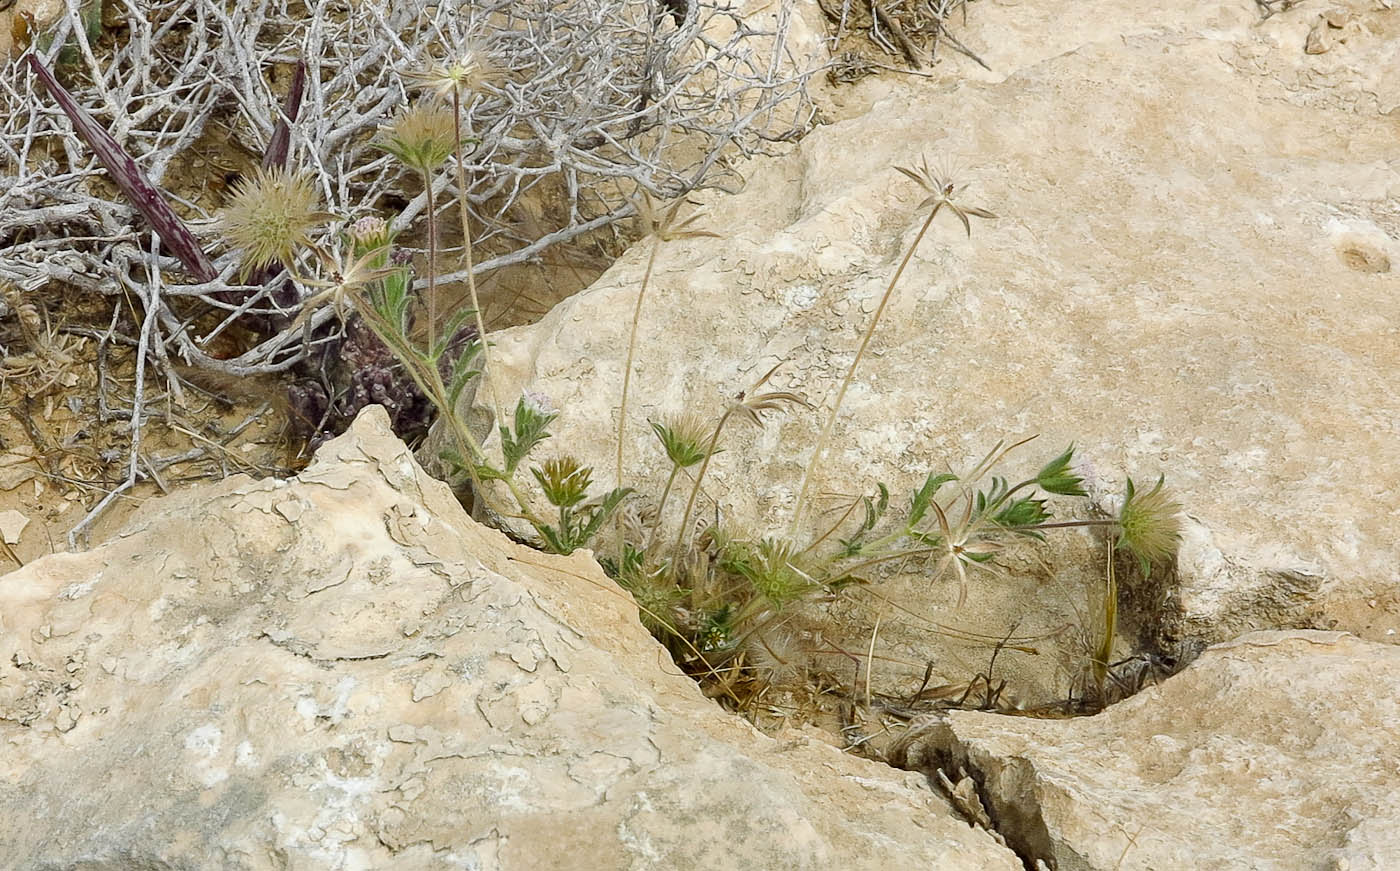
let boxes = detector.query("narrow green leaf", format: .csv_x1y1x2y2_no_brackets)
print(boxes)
908,472,958,528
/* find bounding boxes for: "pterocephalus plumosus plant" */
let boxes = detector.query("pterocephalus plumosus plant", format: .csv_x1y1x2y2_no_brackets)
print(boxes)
615,191,721,558
216,133,1184,712
590,157,1182,709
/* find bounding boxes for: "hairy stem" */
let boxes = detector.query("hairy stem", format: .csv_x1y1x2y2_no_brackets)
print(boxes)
1093,535,1117,696
644,462,682,553
617,239,662,553
672,407,735,560
352,298,543,527
423,173,438,353
453,91,504,427
789,205,941,537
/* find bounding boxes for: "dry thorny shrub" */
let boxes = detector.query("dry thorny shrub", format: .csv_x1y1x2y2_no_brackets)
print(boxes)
0,0,818,536
1,0,816,374
818,0,990,81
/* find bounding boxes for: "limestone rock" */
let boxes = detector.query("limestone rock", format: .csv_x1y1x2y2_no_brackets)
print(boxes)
0,406,1019,870
448,0,1400,702
900,630,1400,870
0,0,62,60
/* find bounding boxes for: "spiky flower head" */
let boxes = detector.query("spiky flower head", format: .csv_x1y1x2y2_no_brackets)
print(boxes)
221,167,328,280
1116,475,1183,575
893,155,997,237
739,538,816,607
375,103,458,174
407,42,502,101
533,456,592,508
650,411,715,468
347,215,388,246
634,189,722,243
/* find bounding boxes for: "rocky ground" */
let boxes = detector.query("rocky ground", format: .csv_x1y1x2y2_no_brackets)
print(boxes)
446,0,1400,709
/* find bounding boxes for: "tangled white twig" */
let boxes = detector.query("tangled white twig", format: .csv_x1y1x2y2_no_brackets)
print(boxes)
2,0,819,377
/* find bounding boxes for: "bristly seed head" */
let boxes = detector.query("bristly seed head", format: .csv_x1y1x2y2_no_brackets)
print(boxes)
375,103,458,174
220,167,328,281
650,411,714,469
1116,475,1183,575
634,189,722,243
407,41,502,101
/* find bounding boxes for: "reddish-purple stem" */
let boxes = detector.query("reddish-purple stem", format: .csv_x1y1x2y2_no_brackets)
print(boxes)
261,60,306,171
256,59,307,294
26,53,216,282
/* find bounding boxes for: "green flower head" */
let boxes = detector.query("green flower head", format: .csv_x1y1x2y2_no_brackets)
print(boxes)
375,103,458,173
1117,475,1183,575
220,167,329,280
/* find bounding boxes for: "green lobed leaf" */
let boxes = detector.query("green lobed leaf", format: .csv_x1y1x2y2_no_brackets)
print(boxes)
908,472,958,528
994,496,1051,531
501,396,558,473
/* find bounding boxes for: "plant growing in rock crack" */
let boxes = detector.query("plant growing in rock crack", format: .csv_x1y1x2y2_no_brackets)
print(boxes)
217,128,1186,707
592,158,1183,706
216,158,621,554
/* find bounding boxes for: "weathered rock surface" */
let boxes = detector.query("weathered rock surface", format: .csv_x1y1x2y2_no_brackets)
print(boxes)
0,406,1019,870
0,0,61,59
455,0,1400,699
900,630,1400,870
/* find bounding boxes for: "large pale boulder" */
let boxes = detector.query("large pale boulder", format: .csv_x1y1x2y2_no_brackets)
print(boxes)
0,406,1019,870
456,0,1400,701
897,630,1400,870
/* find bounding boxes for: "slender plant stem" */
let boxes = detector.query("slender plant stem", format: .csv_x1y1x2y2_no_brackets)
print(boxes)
452,91,505,426
352,298,544,527
1029,519,1119,532
789,205,942,538
422,172,438,354
797,493,863,556
644,463,682,552
672,408,735,560
617,239,662,553
1093,535,1117,694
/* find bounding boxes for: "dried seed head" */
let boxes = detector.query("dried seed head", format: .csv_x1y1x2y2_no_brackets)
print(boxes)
634,189,721,243
408,42,502,101
893,155,998,237
221,167,327,281
375,103,458,174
